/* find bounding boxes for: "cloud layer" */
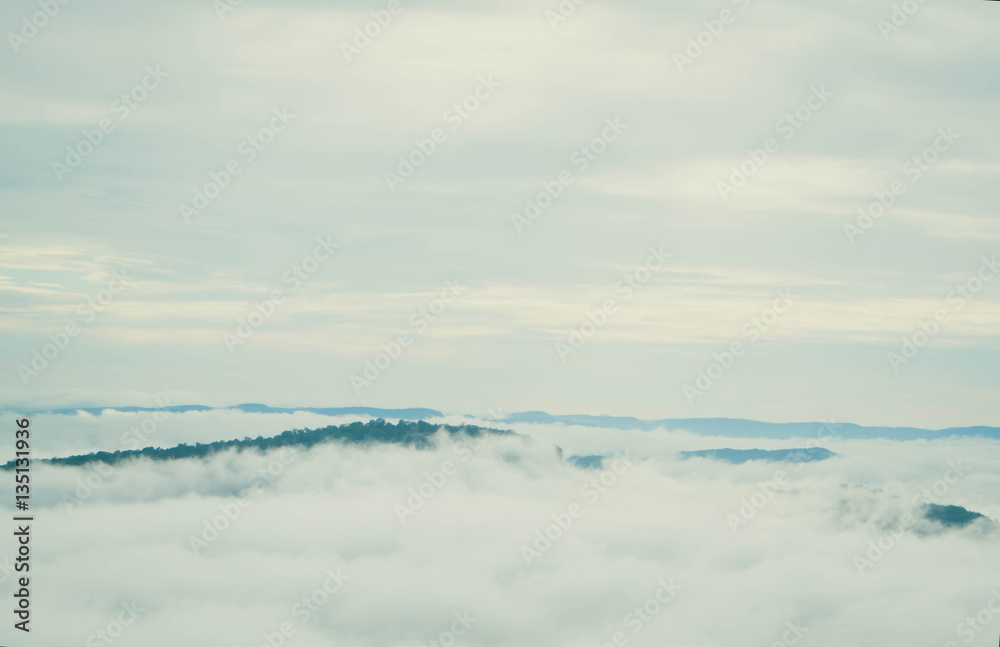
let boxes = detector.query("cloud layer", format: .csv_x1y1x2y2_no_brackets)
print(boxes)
1,413,998,646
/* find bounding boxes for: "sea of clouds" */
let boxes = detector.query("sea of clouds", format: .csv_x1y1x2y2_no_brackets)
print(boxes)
0,409,998,647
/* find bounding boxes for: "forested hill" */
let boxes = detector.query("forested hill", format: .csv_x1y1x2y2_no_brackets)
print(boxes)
2,419,511,470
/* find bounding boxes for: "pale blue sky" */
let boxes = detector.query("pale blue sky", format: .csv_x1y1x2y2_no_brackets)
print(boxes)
1,0,998,426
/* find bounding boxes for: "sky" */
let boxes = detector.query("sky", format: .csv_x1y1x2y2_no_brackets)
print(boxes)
1,0,999,427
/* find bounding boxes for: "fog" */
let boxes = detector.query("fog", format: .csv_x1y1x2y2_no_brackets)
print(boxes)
1,411,998,646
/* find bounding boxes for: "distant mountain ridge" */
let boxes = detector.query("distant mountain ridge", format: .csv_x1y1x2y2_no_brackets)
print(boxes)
679,447,837,464
6,404,997,440
571,447,836,468
503,411,1000,440
14,403,443,419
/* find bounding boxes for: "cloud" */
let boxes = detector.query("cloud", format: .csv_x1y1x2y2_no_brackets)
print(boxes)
2,414,998,646
1,0,999,425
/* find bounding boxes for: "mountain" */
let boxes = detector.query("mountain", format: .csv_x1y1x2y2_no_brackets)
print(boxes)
503,411,1000,440
922,503,990,528
0,418,509,470
14,403,443,419
679,447,837,464
5,403,997,440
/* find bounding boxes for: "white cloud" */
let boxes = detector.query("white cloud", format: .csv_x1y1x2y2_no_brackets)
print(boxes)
4,416,998,646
